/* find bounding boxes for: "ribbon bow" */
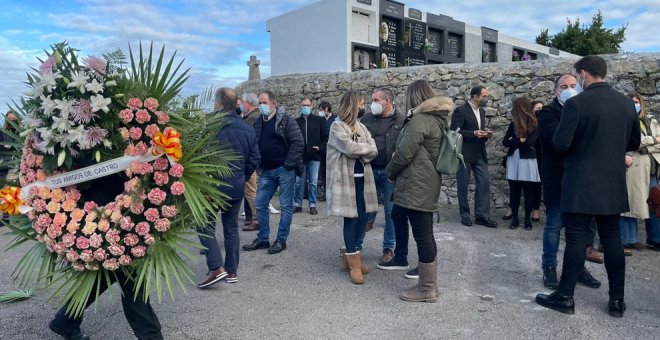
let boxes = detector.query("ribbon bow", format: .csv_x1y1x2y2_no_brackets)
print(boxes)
152,127,182,162
0,186,24,215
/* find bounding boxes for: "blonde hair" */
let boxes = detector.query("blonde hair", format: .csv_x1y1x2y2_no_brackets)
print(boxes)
629,92,646,119
338,91,361,133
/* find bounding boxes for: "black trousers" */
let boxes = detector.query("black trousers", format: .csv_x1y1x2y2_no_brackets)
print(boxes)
51,271,163,340
508,180,536,224
558,213,625,299
392,204,436,263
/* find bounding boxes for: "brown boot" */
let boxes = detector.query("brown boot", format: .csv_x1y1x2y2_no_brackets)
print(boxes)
400,260,437,302
340,248,369,274
585,245,603,264
345,252,364,284
242,221,259,231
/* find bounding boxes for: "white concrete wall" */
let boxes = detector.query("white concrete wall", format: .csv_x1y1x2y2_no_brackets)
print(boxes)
267,0,349,76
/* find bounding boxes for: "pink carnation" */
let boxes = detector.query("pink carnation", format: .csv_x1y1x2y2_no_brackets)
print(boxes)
153,158,169,171
89,233,103,248
120,216,134,231
124,233,140,246
145,124,160,138
106,229,121,243
108,244,125,256
135,141,149,156
66,189,82,202
124,178,140,192
144,98,159,111
93,248,107,261
140,162,154,175
131,246,147,258
119,109,134,123
135,109,151,124
128,98,143,110
144,208,160,222
83,201,98,212
34,213,52,234
155,111,169,124
119,127,130,140
129,127,143,140
32,199,48,212
131,203,145,214
47,225,63,239
76,237,90,250
119,255,132,266
148,188,167,205
154,218,171,232
154,171,169,186
62,233,76,247
98,219,110,232
72,263,86,271
144,233,155,245
169,163,184,178
70,209,85,222
66,251,80,262
102,258,119,271
171,181,185,196
161,205,177,218
135,222,150,236
80,250,94,263
125,143,137,156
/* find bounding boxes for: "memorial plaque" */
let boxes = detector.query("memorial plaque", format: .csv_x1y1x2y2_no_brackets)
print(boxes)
380,0,404,18
380,16,401,49
403,19,426,53
447,32,462,58
427,28,443,55
482,41,497,62
408,8,422,21
380,46,400,68
481,27,498,42
401,52,425,67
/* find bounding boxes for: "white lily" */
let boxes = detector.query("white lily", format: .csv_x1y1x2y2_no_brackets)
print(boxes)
40,71,62,92
51,115,73,133
102,138,113,149
67,71,88,94
85,78,104,94
36,127,54,142
105,80,117,87
57,150,66,167
54,98,74,119
40,95,57,117
36,139,55,155
67,125,86,147
90,94,111,113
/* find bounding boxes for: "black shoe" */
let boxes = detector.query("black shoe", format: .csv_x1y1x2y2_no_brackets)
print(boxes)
268,240,287,254
475,218,498,228
502,213,513,220
577,267,601,288
461,217,473,227
49,321,90,340
509,218,520,229
608,298,626,318
199,248,207,255
293,207,302,213
524,223,533,230
377,258,409,270
535,291,575,314
242,238,270,251
310,207,318,215
404,266,419,279
543,267,559,289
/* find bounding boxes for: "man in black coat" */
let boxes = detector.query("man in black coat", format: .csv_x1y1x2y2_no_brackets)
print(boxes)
450,85,497,228
536,56,641,317
293,97,328,215
242,90,304,254
197,88,260,287
317,100,335,202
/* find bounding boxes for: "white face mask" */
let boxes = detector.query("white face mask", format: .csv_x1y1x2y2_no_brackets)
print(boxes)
370,102,383,116
575,72,585,94
558,88,579,105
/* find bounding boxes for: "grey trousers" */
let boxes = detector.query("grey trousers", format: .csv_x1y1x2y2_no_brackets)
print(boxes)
456,156,491,220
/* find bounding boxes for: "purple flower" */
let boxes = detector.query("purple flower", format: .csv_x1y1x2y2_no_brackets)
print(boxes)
83,56,107,76
72,99,97,124
82,127,108,148
40,56,56,75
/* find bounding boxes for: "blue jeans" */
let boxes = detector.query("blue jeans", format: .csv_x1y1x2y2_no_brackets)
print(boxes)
541,204,563,268
366,167,395,250
619,216,638,246
197,198,241,274
646,175,660,243
256,166,296,242
343,177,367,253
294,160,320,208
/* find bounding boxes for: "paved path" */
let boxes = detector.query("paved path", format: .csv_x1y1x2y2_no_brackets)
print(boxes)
1,203,658,339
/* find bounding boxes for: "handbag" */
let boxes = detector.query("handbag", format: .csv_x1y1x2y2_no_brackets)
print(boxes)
647,185,660,218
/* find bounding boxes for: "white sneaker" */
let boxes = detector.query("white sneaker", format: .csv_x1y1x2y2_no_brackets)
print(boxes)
269,204,280,214
241,212,245,216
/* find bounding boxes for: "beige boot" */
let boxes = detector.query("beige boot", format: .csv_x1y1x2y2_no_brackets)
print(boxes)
340,248,369,274
345,251,364,284
400,259,437,302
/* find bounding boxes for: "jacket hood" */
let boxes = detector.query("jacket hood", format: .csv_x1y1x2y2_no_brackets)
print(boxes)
413,96,454,116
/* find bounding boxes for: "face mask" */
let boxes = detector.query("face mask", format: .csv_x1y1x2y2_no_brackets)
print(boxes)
318,109,325,117
635,103,641,114
558,88,579,105
370,102,383,115
479,99,488,108
239,104,245,113
575,72,585,94
259,104,271,116
358,108,366,119
301,106,311,116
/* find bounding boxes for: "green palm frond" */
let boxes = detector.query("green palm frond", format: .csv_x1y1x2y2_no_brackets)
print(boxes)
0,289,34,303
128,42,190,105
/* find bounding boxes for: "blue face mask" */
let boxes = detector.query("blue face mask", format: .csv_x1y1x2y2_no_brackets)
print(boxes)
635,103,641,114
259,104,271,116
239,104,245,113
301,106,311,116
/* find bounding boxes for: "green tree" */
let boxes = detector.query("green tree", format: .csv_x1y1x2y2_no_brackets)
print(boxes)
535,10,626,56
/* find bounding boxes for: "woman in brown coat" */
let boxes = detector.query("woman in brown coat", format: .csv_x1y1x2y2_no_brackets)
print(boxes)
326,91,378,284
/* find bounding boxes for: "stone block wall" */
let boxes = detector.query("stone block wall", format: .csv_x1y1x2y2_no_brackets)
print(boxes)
236,54,660,208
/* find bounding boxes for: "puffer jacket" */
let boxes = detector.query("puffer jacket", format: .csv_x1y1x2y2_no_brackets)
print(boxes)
386,96,453,212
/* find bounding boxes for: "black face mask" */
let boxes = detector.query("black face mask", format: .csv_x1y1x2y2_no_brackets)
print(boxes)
358,107,366,118
479,99,488,108
235,106,242,115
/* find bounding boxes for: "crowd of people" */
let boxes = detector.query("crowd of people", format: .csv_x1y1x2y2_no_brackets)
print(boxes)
196,55,658,319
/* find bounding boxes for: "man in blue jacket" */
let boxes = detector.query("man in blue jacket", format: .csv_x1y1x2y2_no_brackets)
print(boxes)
198,88,260,287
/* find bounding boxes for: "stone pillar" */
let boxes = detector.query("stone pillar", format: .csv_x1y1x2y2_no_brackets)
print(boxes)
247,55,261,81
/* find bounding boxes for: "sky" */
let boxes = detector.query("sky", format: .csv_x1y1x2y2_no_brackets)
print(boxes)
1,0,658,112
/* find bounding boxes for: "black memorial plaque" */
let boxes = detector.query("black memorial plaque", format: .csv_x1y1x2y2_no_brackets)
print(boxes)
380,0,404,17
403,19,426,53
380,16,401,49
447,32,462,58
482,41,497,63
380,47,400,67
401,52,425,67
426,28,443,55
408,8,422,21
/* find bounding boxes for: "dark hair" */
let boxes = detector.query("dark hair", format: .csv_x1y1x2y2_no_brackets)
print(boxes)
574,55,607,79
374,87,394,103
470,85,486,98
300,97,312,104
405,80,435,113
511,97,537,138
259,90,277,104
531,100,543,107
318,100,332,112
554,74,576,90
215,87,237,110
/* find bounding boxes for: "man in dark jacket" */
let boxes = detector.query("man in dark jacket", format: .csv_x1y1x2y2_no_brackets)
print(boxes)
450,86,497,228
242,90,304,254
240,92,261,231
293,97,328,215
537,74,602,290
198,88,260,287
317,100,335,202
362,87,406,267
536,56,641,317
